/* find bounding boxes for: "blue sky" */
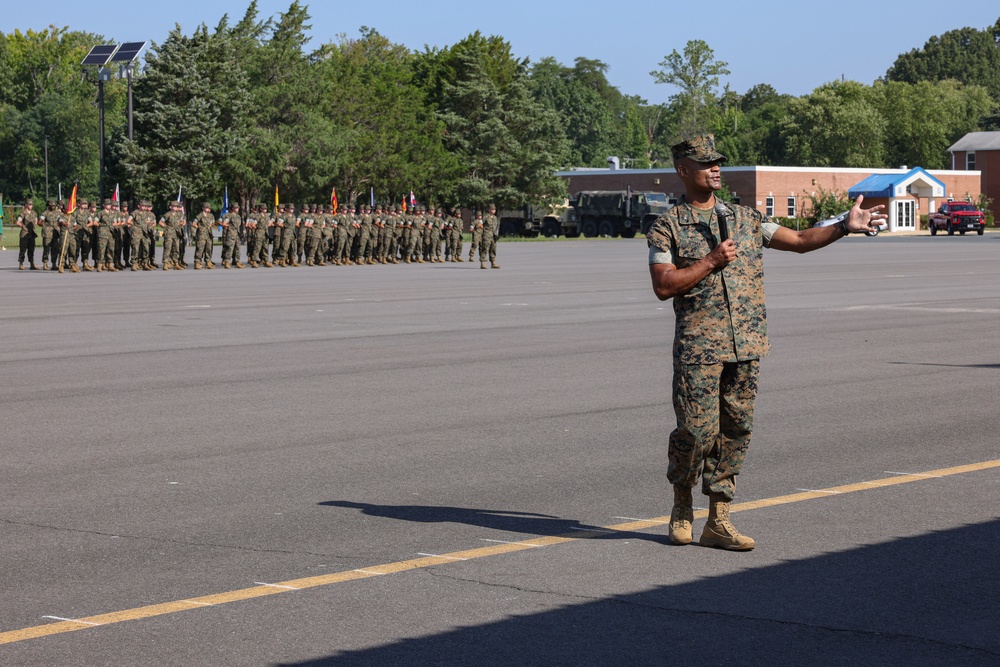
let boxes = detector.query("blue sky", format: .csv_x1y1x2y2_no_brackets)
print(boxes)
6,1,998,101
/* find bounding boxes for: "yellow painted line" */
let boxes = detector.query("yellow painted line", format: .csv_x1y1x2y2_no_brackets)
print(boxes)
2,457,998,647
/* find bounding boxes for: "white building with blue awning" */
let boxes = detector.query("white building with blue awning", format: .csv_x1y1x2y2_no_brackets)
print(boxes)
848,167,946,233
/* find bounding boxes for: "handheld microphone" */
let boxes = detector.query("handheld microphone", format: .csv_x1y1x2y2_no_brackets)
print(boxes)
713,202,730,244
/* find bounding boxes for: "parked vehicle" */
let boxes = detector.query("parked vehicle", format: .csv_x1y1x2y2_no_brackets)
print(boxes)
497,202,572,238
929,201,985,236
566,188,673,238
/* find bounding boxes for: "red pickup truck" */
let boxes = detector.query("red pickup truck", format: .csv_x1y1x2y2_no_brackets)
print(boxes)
929,201,985,236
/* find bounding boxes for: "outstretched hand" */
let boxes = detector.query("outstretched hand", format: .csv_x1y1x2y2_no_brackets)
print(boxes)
845,194,886,234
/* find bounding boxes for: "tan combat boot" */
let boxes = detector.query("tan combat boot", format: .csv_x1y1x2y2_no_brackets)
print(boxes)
668,486,694,545
83,263,94,272
222,261,230,269
700,495,755,551
194,262,203,270
491,262,500,269
71,264,80,273
480,261,487,270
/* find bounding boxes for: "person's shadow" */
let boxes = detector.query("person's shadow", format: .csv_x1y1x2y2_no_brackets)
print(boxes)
319,500,668,544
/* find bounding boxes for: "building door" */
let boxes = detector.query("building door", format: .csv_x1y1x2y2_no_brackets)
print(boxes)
894,199,915,231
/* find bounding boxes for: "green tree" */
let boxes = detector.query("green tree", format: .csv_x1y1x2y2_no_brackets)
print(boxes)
0,26,118,200
886,19,1000,105
779,80,886,167
416,33,567,208
650,39,730,137
115,19,252,209
317,27,456,208
874,79,993,169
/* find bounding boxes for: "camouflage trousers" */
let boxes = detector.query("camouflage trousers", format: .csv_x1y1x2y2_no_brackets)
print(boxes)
667,360,759,502
479,234,497,263
194,234,214,265
42,228,57,264
469,228,482,259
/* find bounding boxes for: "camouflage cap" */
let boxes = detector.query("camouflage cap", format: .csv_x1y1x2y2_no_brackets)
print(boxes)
103,198,114,206
47,199,56,206
140,199,151,207
202,202,212,209
78,198,89,205
670,133,727,164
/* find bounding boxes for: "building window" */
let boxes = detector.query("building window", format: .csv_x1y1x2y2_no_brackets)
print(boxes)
787,196,796,218
967,152,976,170
765,196,774,217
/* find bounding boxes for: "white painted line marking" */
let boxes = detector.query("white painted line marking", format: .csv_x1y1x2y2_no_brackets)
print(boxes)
185,305,211,309
796,488,843,494
501,303,529,306
42,616,101,626
417,553,469,561
253,582,301,590
480,539,541,547
884,471,942,478
838,305,1000,314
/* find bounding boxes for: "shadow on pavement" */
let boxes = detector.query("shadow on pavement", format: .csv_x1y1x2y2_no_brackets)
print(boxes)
319,499,669,545
279,517,1000,666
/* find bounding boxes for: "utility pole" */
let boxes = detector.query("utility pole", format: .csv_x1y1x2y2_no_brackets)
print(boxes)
44,135,49,200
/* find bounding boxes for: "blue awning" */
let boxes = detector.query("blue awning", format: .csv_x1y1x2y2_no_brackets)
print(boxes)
849,167,945,199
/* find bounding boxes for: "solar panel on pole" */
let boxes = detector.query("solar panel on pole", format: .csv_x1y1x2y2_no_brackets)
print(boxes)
82,44,118,66
110,41,147,63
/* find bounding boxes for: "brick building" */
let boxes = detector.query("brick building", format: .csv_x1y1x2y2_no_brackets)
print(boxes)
556,164,981,233
949,132,1000,222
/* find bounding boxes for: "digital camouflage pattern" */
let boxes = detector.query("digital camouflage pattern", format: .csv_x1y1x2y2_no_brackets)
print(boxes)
646,201,770,365
670,133,728,164
668,360,758,501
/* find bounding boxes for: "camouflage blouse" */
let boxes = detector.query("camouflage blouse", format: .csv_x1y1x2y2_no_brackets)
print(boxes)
647,200,771,365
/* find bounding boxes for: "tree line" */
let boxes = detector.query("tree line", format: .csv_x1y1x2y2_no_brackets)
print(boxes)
1,4,997,213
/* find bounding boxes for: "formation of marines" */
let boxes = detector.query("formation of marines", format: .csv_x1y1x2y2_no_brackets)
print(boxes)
10,198,502,273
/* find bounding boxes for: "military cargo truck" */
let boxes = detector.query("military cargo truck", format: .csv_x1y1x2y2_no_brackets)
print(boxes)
498,201,572,238
566,188,672,238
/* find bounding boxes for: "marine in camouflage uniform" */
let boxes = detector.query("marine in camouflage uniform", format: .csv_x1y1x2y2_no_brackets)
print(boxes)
39,200,59,270
221,202,244,268
158,201,186,270
16,199,40,270
647,133,887,551
320,205,335,264
118,202,132,268
94,199,120,272
55,201,79,273
448,207,464,262
335,209,353,265
193,202,216,269
468,211,482,263
73,199,93,271
480,205,500,269
131,200,156,270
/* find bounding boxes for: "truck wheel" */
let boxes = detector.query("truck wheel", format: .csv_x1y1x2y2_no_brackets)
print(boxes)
960,229,966,235
978,228,984,236
929,224,937,236
541,221,560,238
581,220,598,238
620,228,636,239
947,224,955,236
598,220,616,237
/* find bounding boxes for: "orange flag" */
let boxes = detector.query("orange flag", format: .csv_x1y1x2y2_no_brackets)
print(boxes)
67,183,78,214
